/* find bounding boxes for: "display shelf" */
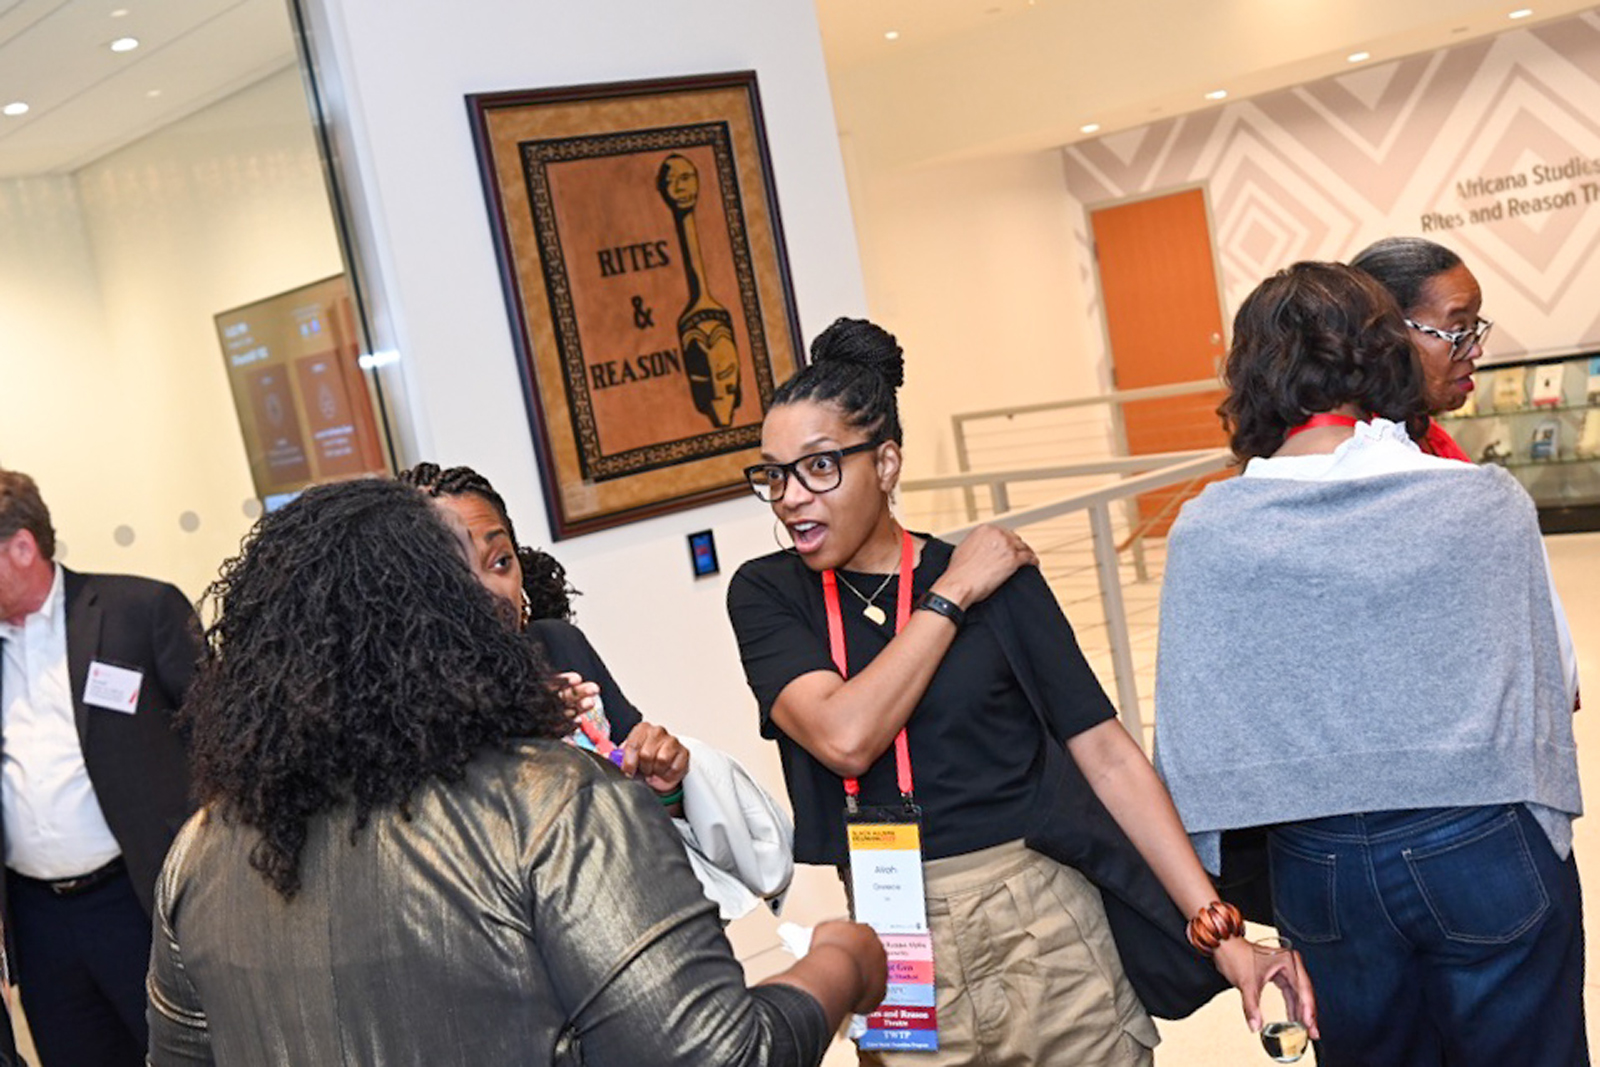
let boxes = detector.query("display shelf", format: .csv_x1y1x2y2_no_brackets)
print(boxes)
1498,456,1600,470
1439,402,1594,421
1443,349,1600,534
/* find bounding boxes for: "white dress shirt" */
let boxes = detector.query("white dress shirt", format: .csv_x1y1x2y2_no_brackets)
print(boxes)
0,564,122,878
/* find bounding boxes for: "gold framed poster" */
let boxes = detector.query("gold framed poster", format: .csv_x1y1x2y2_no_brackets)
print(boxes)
467,71,804,539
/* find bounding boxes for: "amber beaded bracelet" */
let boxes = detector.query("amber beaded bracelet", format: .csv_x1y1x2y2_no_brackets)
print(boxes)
1186,900,1245,957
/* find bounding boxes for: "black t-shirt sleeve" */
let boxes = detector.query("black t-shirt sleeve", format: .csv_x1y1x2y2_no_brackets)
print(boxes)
726,560,839,739
997,564,1117,741
527,619,644,743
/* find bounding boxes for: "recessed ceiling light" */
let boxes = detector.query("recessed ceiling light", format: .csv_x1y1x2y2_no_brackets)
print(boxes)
1080,123,1101,134
884,30,900,40
146,88,162,98
110,7,130,16
1348,51,1371,62
2,101,29,117
110,36,140,52
1204,89,1228,101
1509,8,1533,18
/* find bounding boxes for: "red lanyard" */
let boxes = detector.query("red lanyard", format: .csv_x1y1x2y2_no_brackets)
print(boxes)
821,529,916,804
1286,413,1362,438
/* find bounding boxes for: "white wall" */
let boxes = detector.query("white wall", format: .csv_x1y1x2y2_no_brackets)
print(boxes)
304,0,869,949
0,66,343,597
837,138,1105,480
831,77,1105,484
0,177,115,557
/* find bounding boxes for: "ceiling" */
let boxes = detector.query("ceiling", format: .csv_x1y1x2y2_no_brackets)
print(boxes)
0,0,1595,179
814,0,1600,161
814,0,1057,69
0,0,297,179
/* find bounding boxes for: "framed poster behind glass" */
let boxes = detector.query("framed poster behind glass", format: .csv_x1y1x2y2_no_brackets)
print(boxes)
467,71,804,539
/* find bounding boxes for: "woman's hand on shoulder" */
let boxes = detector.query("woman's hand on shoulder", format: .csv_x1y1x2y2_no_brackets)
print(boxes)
620,721,691,794
933,524,1038,608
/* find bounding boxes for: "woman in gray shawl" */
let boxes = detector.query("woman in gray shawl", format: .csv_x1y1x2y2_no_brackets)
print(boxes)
1154,262,1584,1067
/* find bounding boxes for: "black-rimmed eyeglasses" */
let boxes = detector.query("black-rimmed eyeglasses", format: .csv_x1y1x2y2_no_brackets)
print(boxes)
743,440,882,502
1406,316,1492,361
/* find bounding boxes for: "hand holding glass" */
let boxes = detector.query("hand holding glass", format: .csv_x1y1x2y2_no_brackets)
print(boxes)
1253,937,1310,1062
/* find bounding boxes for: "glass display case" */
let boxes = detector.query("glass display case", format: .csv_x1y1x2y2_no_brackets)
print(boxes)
1435,350,1600,533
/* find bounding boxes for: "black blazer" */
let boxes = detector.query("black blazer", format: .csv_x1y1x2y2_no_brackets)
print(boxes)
0,568,200,918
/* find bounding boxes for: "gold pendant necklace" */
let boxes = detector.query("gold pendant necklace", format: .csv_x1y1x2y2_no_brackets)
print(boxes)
834,568,897,626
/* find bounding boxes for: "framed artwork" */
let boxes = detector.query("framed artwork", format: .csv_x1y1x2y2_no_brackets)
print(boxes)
467,71,804,539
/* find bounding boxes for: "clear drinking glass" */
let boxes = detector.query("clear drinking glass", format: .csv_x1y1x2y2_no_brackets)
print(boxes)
1252,936,1310,1063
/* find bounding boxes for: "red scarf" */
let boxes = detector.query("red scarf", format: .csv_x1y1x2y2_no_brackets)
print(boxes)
1419,419,1471,462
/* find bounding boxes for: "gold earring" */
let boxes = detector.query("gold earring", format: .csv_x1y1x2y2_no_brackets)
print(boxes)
520,587,533,630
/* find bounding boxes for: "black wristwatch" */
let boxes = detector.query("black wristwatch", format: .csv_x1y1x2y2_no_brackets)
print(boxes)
914,590,966,628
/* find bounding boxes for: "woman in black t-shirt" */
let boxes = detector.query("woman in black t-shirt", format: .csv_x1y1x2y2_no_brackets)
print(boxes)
727,318,1305,1066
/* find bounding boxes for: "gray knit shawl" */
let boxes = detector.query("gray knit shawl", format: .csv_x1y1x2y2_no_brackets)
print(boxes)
1153,465,1580,873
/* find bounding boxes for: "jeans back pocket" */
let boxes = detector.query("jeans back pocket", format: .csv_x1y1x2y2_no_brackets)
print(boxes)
1402,809,1549,945
1268,834,1341,944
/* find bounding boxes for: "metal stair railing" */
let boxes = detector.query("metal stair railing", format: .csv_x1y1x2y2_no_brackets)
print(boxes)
903,447,1232,746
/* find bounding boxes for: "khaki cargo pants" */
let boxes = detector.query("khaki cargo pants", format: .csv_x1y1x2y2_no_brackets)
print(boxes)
857,840,1158,1067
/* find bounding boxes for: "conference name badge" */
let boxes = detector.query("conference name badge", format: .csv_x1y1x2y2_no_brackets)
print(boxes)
83,661,143,714
847,807,937,1052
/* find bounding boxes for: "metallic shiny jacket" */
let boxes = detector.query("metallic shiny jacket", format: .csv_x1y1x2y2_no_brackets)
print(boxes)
147,739,828,1065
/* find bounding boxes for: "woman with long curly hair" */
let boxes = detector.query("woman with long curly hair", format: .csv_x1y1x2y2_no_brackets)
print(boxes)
1155,262,1585,1065
146,478,884,1065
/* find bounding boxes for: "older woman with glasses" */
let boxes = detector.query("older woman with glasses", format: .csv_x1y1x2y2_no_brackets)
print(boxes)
1349,236,1492,460
725,318,1306,1066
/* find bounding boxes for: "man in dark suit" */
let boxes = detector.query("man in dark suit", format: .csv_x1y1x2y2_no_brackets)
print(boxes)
0,469,199,1066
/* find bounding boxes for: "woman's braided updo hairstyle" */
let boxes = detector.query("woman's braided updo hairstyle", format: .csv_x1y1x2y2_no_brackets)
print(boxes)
771,317,906,445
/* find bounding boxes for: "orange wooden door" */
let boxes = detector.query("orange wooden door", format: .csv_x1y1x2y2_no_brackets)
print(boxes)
1090,188,1229,536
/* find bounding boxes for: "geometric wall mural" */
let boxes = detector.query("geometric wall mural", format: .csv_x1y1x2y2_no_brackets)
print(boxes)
1062,9,1600,362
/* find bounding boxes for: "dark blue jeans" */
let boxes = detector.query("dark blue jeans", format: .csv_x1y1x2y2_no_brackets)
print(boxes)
1269,804,1587,1067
